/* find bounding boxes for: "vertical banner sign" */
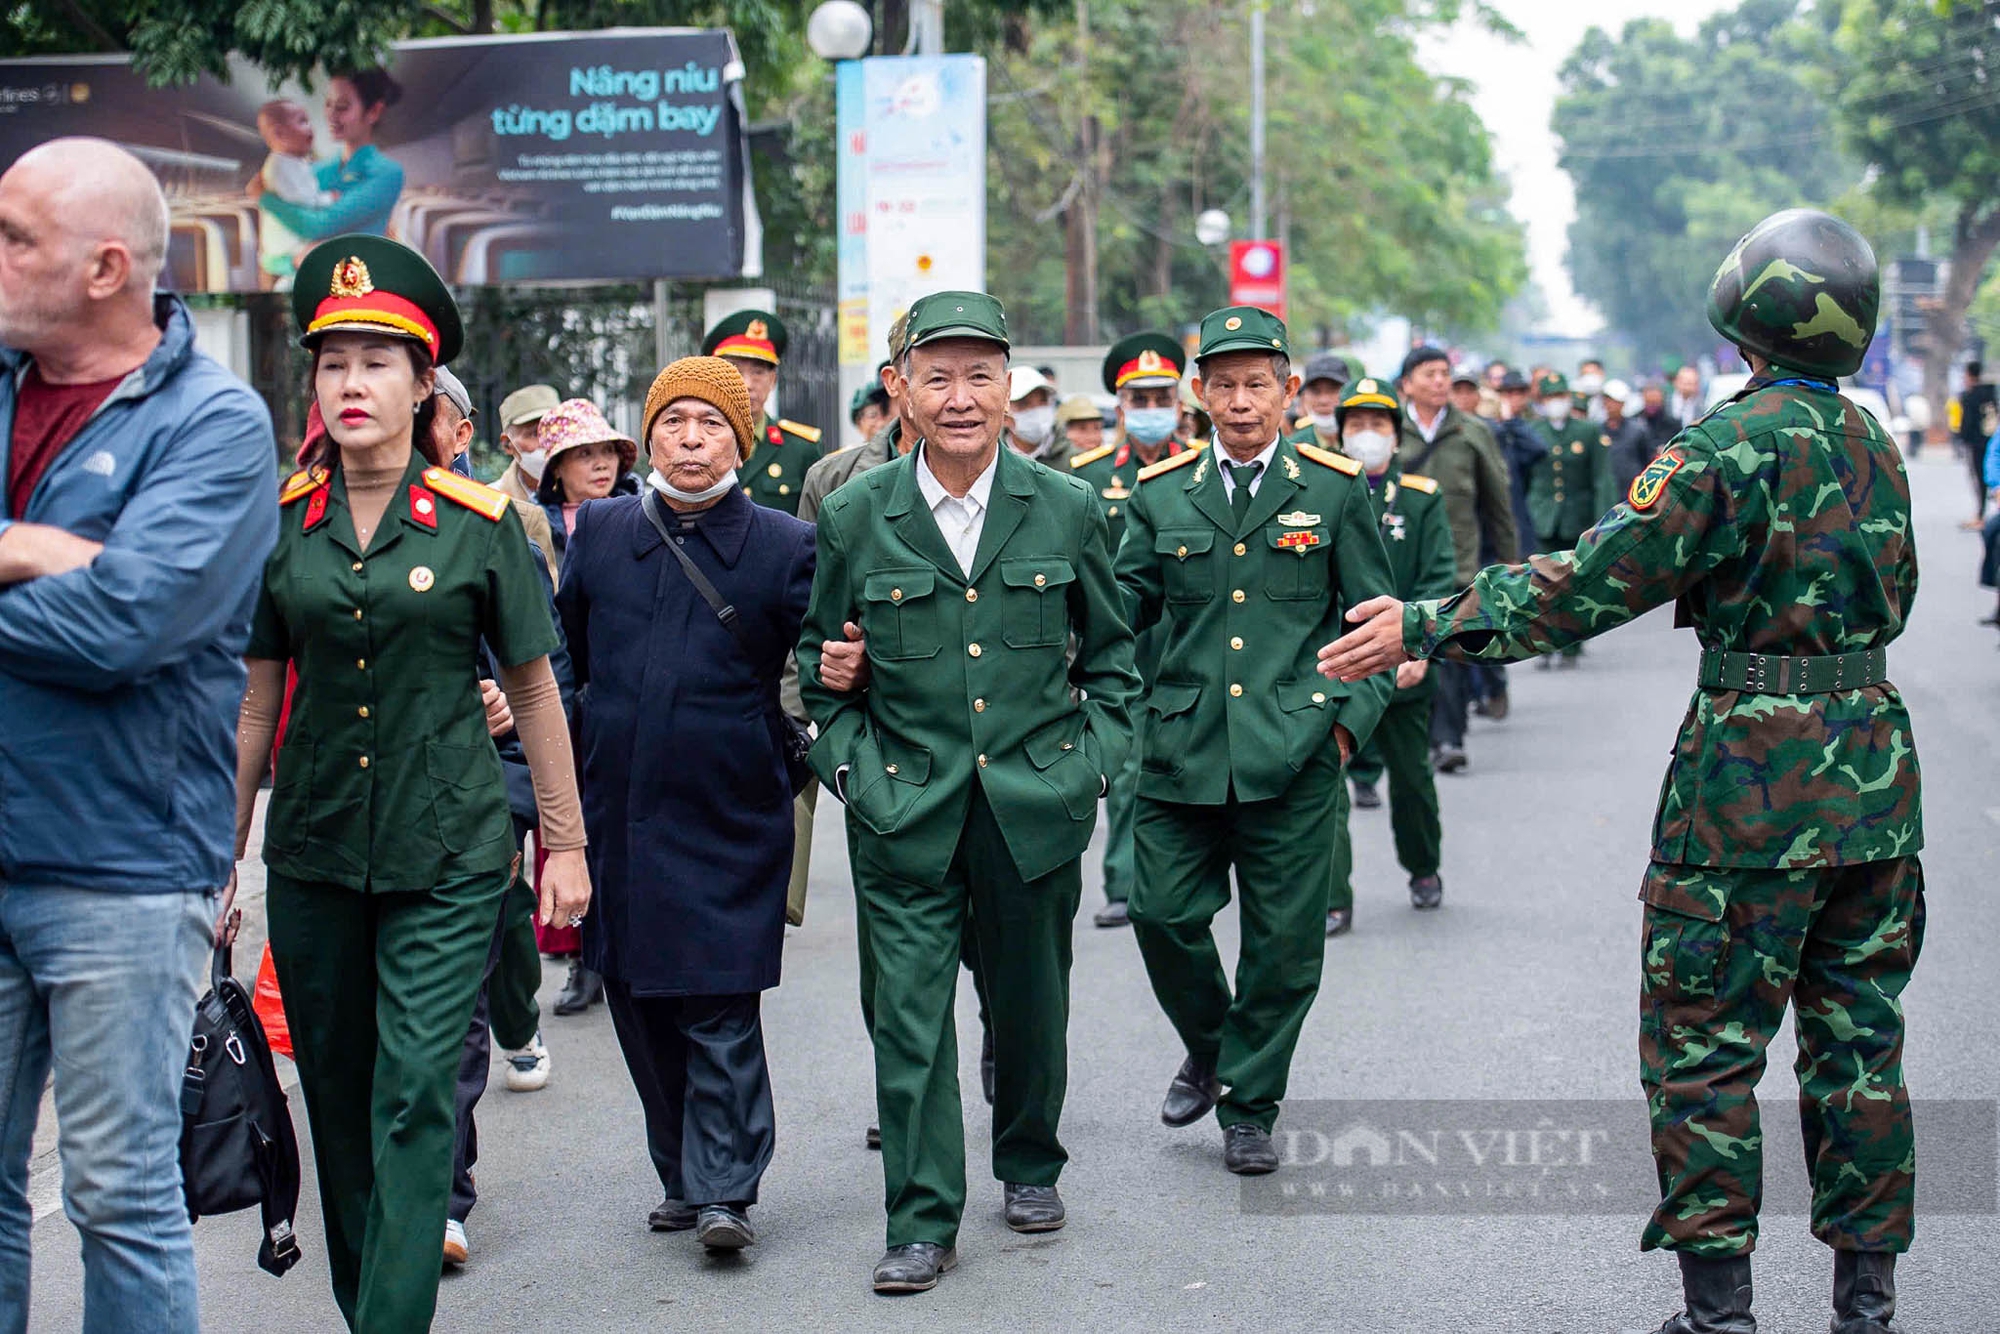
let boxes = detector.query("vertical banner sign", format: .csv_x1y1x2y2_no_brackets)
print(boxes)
836,54,987,381
1229,239,1286,320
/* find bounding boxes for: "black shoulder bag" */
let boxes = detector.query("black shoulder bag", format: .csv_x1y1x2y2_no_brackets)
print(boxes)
642,489,813,793
180,944,303,1277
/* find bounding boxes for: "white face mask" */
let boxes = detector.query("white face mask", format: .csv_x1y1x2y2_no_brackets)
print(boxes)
1574,373,1605,396
648,466,740,505
1343,429,1396,473
1011,404,1055,448
515,446,549,483
1310,411,1341,431
1539,400,1572,425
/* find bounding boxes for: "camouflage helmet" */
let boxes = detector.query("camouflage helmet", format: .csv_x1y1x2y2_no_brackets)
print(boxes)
1705,209,1878,378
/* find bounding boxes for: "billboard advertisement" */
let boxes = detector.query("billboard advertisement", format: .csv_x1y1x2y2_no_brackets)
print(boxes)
0,28,759,292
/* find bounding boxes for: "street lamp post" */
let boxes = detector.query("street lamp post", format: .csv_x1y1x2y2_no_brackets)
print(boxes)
1249,0,1266,241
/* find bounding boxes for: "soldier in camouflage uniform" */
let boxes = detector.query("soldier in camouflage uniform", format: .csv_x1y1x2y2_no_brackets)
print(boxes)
1321,209,1919,1334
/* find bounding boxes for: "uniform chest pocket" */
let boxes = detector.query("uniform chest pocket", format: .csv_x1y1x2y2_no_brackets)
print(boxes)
1264,526,1331,600
1155,530,1214,603
1000,556,1075,647
862,568,942,660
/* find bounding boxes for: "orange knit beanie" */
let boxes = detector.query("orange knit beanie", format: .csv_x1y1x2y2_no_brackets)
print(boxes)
642,356,756,458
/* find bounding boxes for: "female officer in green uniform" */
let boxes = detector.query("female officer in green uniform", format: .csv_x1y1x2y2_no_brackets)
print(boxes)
230,235,590,1332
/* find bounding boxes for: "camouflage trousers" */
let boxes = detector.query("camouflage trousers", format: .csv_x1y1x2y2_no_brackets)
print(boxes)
1637,856,1925,1257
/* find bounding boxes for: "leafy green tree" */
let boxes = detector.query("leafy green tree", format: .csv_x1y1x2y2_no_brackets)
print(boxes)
1553,1,1854,368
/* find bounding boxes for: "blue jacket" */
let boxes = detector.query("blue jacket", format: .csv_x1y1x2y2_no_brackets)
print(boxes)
0,295,278,892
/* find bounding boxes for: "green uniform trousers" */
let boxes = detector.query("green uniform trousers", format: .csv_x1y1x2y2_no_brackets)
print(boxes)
1099,738,1142,905
486,864,541,1052
267,868,507,1333
1129,738,1341,1132
1638,856,1925,1258
1330,695,1442,910
850,785,1079,1248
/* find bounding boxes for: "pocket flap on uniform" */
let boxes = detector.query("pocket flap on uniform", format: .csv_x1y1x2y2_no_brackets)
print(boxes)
1638,864,1728,922
1024,714,1086,770
1154,529,1213,559
1000,556,1076,590
863,568,936,604
1276,679,1334,713
1146,680,1202,718
872,734,931,785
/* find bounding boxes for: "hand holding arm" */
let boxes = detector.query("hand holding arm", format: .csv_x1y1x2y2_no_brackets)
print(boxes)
1319,596,1411,682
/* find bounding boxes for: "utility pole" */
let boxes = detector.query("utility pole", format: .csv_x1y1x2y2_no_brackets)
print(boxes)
912,0,943,54
1249,0,1266,240
1065,0,1100,344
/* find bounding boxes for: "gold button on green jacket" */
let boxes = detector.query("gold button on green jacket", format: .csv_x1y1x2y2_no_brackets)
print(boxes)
1113,436,1397,803
246,454,559,892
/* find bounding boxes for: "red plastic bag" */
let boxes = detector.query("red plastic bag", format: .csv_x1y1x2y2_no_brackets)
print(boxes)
253,944,293,1060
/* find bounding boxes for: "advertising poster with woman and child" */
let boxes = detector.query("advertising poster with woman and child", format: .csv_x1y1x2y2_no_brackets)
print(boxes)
0,28,759,292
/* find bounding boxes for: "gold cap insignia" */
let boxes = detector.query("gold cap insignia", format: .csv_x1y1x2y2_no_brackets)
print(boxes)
1271,338,1283,348
1136,349,1164,373
746,318,769,340
1224,316,1242,331
330,256,373,299
1358,379,1377,393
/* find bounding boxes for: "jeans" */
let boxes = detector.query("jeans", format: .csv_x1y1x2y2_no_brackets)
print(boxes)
0,884,214,1334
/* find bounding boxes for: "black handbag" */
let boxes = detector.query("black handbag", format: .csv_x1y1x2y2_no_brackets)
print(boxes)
641,489,813,792
180,945,303,1277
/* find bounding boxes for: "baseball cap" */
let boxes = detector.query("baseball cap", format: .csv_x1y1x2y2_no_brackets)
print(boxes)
499,383,560,428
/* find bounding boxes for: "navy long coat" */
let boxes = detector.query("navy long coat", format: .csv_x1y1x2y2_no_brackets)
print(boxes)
556,487,815,996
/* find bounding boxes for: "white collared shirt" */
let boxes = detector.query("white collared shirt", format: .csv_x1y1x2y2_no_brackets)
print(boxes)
915,443,998,576
1408,403,1445,443
1217,437,1282,502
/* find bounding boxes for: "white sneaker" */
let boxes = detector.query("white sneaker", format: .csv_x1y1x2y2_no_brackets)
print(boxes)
442,1218,469,1267
502,1030,551,1092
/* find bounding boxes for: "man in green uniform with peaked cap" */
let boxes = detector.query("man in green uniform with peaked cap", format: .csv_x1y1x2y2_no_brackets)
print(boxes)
1115,306,1395,1175
1071,330,1199,927
702,308,825,515
1522,371,1617,667
1320,378,1457,935
1325,209,1922,1334
799,290,1139,1294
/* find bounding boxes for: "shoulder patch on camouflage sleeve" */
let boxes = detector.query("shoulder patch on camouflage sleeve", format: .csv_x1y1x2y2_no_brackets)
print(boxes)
421,467,511,521
1138,449,1201,482
279,466,328,505
777,418,822,444
1297,442,1362,475
1627,448,1685,512
1398,473,1438,494
1069,443,1115,469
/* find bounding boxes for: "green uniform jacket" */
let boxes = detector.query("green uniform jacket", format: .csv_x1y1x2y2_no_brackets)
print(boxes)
1397,405,1518,583
798,444,1141,884
798,420,900,525
1114,436,1397,804
248,455,560,892
742,416,827,516
1069,434,1203,560
1524,415,1617,545
1404,377,1922,871
1362,466,1459,702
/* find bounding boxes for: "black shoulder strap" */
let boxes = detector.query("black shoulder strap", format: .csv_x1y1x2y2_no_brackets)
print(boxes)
642,488,742,644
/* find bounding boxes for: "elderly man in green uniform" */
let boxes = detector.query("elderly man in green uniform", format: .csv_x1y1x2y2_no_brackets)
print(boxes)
1115,307,1395,1175
1523,371,1617,668
701,308,824,515
799,291,1139,1293
1321,378,1457,934
1325,210,1922,1334
1069,331,1195,928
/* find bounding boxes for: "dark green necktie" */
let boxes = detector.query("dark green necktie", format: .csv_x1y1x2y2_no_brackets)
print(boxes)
1226,460,1263,525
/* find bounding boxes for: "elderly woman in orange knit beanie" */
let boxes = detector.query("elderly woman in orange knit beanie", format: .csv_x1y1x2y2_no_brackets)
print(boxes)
552,357,815,1250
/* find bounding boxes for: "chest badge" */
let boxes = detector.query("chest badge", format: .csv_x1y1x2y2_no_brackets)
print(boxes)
1102,480,1130,501
1281,454,1301,481
409,565,436,592
1384,514,1407,542
1274,529,1322,554
1276,511,1320,526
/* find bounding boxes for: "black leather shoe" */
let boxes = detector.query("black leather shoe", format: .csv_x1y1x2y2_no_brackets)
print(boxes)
695,1204,755,1251
1002,1183,1066,1233
553,961,602,1015
1409,874,1443,910
1350,780,1382,809
872,1242,957,1293
1222,1123,1279,1175
1831,1251,1898,1334
1653,1252,1755,1333
865,1124,881,1150
1092,899,1131,928
1325,908,1352,937
648,1197,697,1231
1161,1054,1221,1127
1434,745,1468,774
979,1023,996,1106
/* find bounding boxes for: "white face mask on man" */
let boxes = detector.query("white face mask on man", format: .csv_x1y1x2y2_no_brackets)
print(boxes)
1342,428,1397,473
1538,399,1572,426
515,446,549,482
1010,404,1056,448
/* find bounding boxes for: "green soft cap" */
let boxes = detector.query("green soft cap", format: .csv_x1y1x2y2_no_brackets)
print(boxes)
1196,305,1290,361
903,290,1010,352
1536,372,1569,398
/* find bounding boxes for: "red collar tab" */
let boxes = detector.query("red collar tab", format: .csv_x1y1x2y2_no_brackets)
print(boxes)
302,486,329,531
766,424,783,445
408,483,439,530
1113,440,1132,469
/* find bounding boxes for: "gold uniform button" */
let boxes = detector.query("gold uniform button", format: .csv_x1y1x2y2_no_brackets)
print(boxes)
1230,637,1244,650
1176,544,1188,558
1060,742,1073,751
1229,683,1243,697
973,698,986,712
1033,573,1047,587
357,706,369,719
779,484,791,496
358,756,370,769
891,588,903,602
1232,589,1245,603
978,754,988,768
885,764,899,775
353,608,363,620
356,658,367,670
966,588,978,603
1234,542,1247,556
1312,692,1327,704
968,643,982,658
1108,506,1120,518
351,561,363,572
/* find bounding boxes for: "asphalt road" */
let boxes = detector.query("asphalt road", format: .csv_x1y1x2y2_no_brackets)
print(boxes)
27,449,2000,1333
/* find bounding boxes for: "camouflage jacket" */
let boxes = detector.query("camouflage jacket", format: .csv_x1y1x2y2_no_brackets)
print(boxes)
1402,375,1921,869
